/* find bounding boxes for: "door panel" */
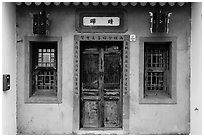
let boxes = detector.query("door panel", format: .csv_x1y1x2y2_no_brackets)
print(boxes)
80,42,122,128
104,50,122,128
83,100,99,127
81,50,100,128
82,54,99,89
104,53,121,84
104,100,120,127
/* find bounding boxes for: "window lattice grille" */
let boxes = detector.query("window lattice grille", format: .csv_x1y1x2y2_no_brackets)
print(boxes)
146,48,169,68
36,70,56,90
145,45,169,93
147,72,164,90
32,46,57,91
38,48,56,68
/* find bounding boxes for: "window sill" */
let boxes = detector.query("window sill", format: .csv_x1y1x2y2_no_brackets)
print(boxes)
139,95,176,104
25,92,61,104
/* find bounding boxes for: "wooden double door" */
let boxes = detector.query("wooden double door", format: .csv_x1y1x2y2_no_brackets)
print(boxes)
80,41,123,128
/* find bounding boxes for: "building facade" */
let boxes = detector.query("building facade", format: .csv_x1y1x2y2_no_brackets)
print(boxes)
2,2,202,135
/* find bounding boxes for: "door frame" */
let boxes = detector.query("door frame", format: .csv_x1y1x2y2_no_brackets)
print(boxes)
80,41,123,128
73,34,130,134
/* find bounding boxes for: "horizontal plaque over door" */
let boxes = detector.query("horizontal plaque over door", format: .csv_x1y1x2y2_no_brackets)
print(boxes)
76,9,127,33
83,17,120,26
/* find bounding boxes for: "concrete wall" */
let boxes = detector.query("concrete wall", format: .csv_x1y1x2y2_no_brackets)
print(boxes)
16,4,191,134
16,5,76,134
2,2,17,134
127,4,191,134
191,2,202,134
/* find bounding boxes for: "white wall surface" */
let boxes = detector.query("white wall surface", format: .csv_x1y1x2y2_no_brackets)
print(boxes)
16,4,191,134
191,2,202,135
1,2,201,135
2,2,17,135
127,5,191,134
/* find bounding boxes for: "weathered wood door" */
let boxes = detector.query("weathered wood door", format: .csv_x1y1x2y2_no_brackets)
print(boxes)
80,41,123,128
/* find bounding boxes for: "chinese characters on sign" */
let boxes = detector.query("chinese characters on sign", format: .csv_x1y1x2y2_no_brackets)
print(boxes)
83,17,120,26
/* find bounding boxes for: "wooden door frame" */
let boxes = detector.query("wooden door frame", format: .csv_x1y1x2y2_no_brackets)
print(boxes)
73,34,130,134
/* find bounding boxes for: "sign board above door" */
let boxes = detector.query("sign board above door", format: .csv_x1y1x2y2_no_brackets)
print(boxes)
76,9,127,33
83,17,120,26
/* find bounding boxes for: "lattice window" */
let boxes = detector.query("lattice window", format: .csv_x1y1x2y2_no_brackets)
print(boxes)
25,37,62,103
144,43,170,97
35,70,56,90
31,42,57,96
38,48,56,68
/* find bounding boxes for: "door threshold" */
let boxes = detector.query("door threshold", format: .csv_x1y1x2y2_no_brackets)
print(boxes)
80,127,123,130
74,128,126,135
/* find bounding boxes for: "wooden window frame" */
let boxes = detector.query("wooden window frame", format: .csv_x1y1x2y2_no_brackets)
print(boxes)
73,35,130,134
139,37,177,104
24,36,62,104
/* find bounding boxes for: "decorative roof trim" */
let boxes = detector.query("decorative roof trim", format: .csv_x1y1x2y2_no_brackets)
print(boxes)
16,2,186,7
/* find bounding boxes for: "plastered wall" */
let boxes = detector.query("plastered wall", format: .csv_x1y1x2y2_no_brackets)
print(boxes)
16,4,191,134
2,2,17,134
191,2,202,134
127,5,191,134
16,5,76,134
